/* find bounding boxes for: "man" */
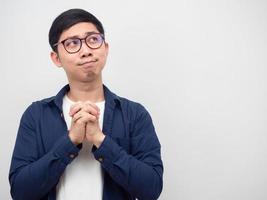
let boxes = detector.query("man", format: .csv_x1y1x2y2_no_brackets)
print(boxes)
9,8,163,200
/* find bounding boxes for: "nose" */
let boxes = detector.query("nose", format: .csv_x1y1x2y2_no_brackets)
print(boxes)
79,39,93,57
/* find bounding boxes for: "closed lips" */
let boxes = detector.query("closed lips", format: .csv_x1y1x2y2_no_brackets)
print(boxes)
79,60,97,65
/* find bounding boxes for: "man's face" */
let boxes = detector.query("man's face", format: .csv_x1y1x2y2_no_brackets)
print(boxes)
51,22,109,83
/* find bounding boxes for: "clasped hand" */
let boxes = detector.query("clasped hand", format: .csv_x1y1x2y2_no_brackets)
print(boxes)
68,101,105,148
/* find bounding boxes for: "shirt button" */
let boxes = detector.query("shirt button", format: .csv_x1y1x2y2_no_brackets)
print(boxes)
69,154,75,158
98,157,104,162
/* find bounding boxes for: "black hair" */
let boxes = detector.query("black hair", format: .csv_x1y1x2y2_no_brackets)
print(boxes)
48,8,105,52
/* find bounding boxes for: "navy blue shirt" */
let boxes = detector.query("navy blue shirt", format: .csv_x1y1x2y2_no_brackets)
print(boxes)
9,85,163,200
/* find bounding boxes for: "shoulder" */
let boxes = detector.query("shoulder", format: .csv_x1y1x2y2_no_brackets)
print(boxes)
118,96,146,112
116,95,152,123
22,96,56,118
105,85,147,113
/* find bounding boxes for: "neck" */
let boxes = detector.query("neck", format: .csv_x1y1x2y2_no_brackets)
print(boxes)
67,79,104,103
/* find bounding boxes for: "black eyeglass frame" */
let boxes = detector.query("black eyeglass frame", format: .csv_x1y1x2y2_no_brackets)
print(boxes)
53,33,105,54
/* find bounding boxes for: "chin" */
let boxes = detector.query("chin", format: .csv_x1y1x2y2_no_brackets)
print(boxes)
82,73,100,82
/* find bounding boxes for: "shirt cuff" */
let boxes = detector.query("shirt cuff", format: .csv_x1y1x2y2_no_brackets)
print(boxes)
51,134,82,165
92,135,122,170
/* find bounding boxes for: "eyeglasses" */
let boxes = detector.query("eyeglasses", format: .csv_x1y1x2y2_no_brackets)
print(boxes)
53,33,105,54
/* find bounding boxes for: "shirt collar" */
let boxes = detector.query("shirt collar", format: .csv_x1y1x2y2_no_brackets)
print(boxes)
42,84,120,111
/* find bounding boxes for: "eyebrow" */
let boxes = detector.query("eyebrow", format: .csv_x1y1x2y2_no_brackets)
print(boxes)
63,31,100,40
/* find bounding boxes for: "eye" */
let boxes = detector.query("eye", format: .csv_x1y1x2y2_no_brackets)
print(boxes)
87,35,102,44
64,38,80,47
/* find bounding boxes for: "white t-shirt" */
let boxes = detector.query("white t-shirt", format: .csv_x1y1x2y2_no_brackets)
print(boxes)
56,94,105,200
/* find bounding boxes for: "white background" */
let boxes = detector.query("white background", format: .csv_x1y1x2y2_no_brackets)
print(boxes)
1,0,267,199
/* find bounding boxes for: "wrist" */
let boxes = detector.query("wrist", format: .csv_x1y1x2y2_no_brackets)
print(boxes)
69,133,83,145
92,132,105,148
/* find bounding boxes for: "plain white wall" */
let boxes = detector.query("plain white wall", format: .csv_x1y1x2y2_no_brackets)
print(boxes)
1,0,267,199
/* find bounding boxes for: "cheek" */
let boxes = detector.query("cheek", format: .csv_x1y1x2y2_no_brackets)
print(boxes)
99,51,108,63
60,54,77,66
99,55,107,67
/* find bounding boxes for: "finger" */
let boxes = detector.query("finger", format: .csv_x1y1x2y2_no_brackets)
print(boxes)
69,102,83,116
82,105,99,117
84,101,100,113
76,113,97,124
72,110,87,122
72,110,98,123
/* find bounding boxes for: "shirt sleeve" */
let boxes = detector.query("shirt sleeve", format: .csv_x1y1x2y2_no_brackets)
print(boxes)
9,103,81,200
92,104,163,200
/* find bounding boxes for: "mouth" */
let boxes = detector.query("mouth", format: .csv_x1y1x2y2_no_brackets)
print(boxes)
78,59,98,68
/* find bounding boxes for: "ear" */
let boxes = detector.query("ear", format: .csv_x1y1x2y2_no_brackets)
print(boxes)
50,51,62,68
104,42,109,56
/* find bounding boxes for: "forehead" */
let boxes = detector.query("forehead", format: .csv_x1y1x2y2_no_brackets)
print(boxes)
59,22,99,40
